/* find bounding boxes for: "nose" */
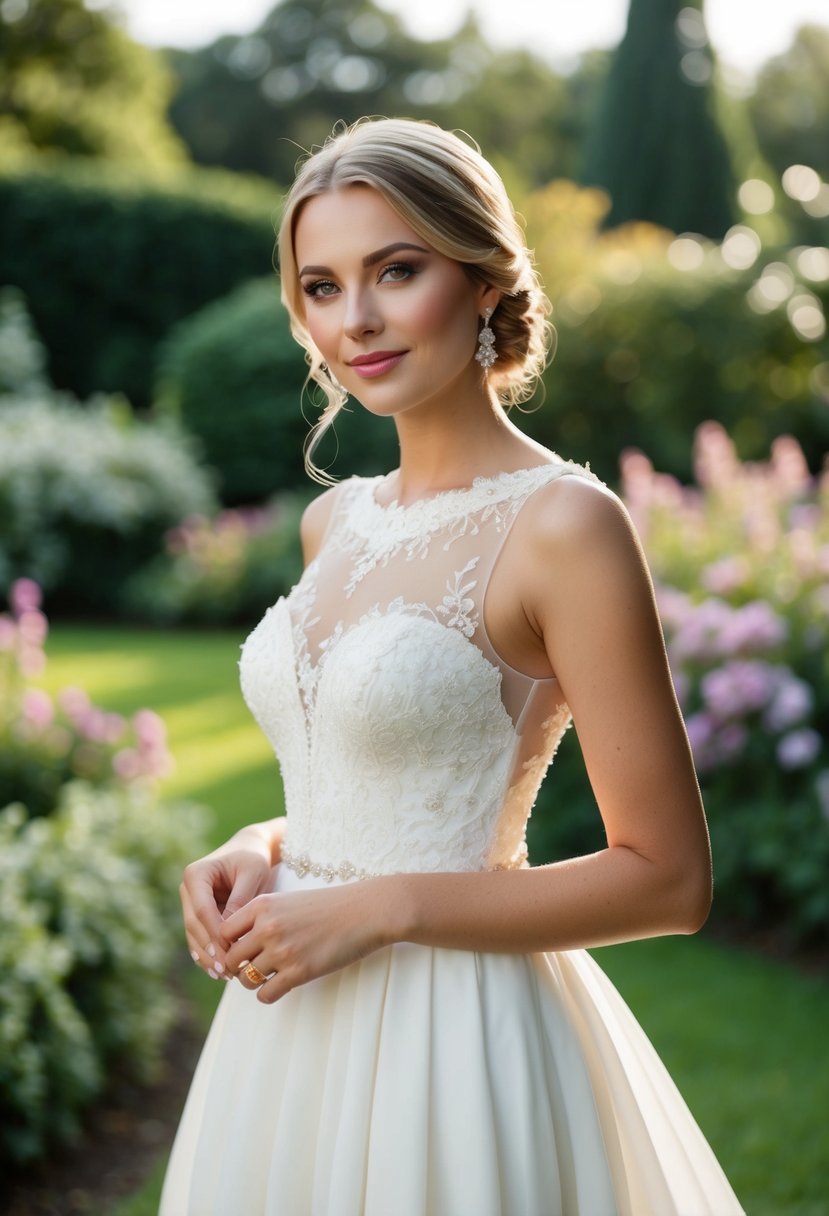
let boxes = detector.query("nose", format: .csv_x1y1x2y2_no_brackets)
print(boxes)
343,288,382,341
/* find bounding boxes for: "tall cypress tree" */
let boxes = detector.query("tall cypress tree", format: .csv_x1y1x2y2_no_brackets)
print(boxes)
579,0,737,238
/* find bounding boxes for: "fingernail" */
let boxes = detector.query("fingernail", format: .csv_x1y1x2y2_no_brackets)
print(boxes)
208,968,219,980
207,943,216,958
190,950,200,963
214,960,225,974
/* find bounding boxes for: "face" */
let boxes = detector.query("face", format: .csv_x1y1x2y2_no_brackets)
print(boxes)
293,185,497,419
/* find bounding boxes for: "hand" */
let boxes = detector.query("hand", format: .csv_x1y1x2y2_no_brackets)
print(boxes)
221,879,393,1004
181,831,277,981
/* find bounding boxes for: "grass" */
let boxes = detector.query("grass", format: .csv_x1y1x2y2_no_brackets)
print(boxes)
36,625,829,1216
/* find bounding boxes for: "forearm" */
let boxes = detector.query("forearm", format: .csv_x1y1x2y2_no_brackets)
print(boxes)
378,845,711,956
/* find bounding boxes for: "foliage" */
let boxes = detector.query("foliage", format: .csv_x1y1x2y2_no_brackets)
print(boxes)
0,579,174,816
0,0,187,166
0,285,49,396
0,157,278,405
163,0,604,193
153,275,399,501
578,0,737,237
522,184,829,483
623,423,829,940
748,25,829,184
533,425,829,946
0,391,216,614
0,580,207,1169
153,278,309,504
124,497,307,625
0,781,206,1167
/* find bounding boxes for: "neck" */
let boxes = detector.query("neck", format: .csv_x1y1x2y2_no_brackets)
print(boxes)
387,384,549,505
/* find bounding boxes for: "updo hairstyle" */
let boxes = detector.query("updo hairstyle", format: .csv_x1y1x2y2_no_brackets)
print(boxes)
277,117,554,483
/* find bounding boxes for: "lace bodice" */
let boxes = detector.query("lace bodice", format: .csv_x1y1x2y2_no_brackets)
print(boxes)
239,460,599,879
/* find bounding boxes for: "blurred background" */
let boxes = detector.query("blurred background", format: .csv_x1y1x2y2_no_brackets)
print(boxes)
1,1,828,1212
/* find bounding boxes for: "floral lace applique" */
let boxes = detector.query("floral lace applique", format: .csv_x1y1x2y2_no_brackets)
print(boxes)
435,557,479,638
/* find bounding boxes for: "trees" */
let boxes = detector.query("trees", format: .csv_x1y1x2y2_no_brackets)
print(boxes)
579,0,737,238
163,0,595,191
0,0,187,165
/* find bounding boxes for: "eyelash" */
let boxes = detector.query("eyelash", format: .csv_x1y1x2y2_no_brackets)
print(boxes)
302,262,418,299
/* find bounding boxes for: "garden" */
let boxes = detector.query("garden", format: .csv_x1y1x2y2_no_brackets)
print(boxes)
2,1,829,1212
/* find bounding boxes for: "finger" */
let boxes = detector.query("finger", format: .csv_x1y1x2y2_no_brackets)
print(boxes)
219,900,258,951
181,886,230,981
222,868,273,920
256,969,294,1005
236,955,274,991
187,880,228,957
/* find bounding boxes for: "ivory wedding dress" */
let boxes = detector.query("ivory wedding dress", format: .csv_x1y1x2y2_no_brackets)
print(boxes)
160,461,744,1215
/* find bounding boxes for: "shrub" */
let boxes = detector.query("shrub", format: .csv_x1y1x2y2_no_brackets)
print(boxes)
0,394,216,614
0,577,208,1166
124,495,307,625
153,276,399,502
0,580,174,815
0,156,279,406
0,286,49,397
532,424,829,947
522,180,829,484
0,782,206,1167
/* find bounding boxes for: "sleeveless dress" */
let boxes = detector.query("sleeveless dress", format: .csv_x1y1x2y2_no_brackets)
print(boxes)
160,461,744,1216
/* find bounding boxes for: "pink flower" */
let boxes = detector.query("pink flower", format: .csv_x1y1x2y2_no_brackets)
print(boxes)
21,688,54,731
763,676,813,732
701,660,776,719
113,748,141,780
715,602,787,656
17,609,47,647
701,557,750,596
133,709,167,749
777,729,821,771
10,578,41,616
57,687,91,720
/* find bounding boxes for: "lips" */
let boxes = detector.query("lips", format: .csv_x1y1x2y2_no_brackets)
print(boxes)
347,350,408,379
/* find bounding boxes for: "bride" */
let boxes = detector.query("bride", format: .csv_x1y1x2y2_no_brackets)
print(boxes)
161,117,744,1214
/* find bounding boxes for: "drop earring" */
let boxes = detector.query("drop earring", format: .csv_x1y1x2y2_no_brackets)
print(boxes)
475,307,497,369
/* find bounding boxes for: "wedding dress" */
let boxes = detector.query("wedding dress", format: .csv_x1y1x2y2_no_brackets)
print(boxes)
160,460,744,1215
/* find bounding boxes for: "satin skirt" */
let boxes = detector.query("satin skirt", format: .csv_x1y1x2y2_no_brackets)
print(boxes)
160,864,744,1215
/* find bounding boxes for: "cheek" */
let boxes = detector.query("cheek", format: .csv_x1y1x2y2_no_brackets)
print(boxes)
402,278,477,345
304,307,339,359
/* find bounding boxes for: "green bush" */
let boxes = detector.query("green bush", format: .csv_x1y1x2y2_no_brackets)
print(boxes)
531,424,829,946
0,394,216,614
533,249,829,484
0,783,206,1167
124,496,307,625
0,157,279,406
153,276,403,501
521,179,829,483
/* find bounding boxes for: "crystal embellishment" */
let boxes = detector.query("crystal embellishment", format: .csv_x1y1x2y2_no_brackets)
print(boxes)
474,307,497,369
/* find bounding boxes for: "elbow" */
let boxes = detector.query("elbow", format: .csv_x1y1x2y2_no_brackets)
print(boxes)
673,864,713,935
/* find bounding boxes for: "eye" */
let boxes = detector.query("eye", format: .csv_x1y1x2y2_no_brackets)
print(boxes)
379,262,417,283
302,279,338,300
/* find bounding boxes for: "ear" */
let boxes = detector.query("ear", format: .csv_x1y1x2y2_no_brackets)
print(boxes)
477,285,501,317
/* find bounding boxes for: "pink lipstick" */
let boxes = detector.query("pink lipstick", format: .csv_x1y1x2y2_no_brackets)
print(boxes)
348,351,407,379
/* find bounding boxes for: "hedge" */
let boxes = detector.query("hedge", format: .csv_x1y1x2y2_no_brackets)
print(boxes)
0,156,281,408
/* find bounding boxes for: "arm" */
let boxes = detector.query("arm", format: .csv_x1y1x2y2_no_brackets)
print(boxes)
386,478,712,953
184,483,342,977
222,479,713,1003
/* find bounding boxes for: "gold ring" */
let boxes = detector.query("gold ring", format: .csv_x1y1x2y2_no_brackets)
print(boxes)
243,962,267,985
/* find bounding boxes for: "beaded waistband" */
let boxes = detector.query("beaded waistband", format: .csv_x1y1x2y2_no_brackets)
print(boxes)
279,842,528,883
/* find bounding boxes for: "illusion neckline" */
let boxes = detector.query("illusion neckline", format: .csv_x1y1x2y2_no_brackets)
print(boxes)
369,461,564,514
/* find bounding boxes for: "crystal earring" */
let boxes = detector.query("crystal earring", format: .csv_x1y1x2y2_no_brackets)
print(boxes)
475,307,497,369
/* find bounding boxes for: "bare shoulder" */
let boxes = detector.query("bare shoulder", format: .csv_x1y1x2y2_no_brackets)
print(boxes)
525,471,641,565
299,481,346,565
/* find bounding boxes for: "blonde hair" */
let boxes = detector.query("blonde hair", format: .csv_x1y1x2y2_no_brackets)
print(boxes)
277,117,554,484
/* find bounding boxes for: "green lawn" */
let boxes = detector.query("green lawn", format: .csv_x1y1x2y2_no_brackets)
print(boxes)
38,626,829,1216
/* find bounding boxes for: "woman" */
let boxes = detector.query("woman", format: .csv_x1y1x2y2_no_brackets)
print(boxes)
161,118,744,1214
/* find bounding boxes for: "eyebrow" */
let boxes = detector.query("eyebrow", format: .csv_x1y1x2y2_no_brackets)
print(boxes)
298,242,431,278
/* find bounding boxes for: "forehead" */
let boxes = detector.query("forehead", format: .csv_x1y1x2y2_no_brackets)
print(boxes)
293,185,428,262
